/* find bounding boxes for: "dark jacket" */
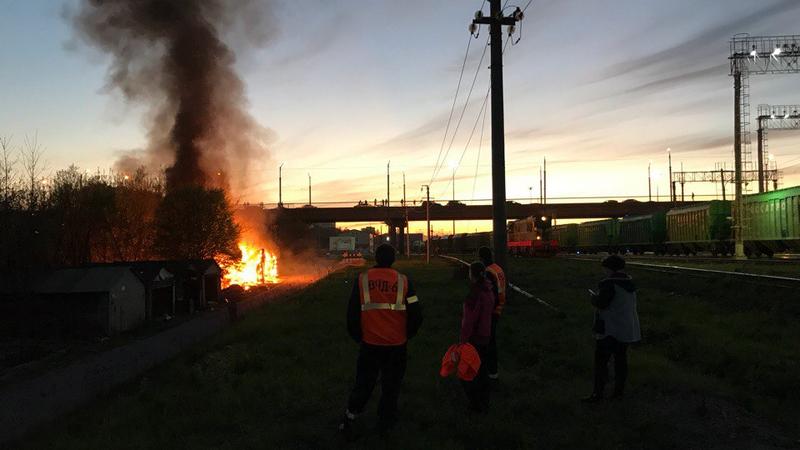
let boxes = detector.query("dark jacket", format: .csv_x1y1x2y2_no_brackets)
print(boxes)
346,265,422,345
591,271,641,343
460,278,494,346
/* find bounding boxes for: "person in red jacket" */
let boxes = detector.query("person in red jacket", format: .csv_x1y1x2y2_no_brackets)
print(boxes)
479,247,506,380
460,261,495,413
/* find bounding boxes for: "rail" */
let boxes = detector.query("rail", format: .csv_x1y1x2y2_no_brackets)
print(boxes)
438,255,562,313
565,257,800,288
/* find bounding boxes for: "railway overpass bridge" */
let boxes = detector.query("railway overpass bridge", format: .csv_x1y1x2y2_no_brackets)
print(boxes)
265,200,697,224
256,200,698,251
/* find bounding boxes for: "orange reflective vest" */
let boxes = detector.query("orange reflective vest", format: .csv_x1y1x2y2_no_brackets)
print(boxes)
358,268,415,346
486,263,506,315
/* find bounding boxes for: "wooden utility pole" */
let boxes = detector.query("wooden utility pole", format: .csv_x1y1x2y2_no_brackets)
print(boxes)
421,184,431,264
473,1,520,271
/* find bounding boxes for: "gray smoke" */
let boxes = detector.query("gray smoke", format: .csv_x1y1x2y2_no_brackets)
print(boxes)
72,0,276,193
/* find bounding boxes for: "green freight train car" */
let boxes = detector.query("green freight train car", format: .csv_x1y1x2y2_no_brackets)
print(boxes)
550,223,578,253
619,213,667,255
666,200,732,255
576,219,619,253
742,186,800,255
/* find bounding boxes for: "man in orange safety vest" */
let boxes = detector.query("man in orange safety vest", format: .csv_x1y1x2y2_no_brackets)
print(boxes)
339,244,422,439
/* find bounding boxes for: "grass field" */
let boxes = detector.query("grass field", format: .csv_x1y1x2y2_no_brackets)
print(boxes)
15,258,800,449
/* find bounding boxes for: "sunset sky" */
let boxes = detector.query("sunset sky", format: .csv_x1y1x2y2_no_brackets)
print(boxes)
1,0,799,234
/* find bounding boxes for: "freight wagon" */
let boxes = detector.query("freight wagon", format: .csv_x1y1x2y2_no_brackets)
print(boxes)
619,213,667,255
576,219,619,253
549,224,578,253
665,200,732,255
742,186,800,255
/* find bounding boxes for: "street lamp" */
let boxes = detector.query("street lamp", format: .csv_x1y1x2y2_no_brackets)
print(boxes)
448,160,457,235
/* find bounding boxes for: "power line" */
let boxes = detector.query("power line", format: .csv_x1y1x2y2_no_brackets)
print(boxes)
430,34,474,188
472,91,489,199
430,36,490,186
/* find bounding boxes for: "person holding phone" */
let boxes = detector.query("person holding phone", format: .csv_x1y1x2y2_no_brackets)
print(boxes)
583,254,641,403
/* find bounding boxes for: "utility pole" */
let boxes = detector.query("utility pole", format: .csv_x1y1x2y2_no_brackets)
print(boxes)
648,163,652,202
387,161,390,208
668,148,674,203
421,184,431,264
452,167,456,235
543,156,547,205
278,163,283,207
308,173,311,206
404,172,410,257
473,0,522,272
538,167,542,203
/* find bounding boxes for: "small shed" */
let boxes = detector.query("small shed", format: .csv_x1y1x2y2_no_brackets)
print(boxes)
34,267,146,336
162,260,221,313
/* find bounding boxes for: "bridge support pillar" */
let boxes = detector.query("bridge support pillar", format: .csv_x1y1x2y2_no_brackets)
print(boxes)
389,226,397,249
398,225,406,257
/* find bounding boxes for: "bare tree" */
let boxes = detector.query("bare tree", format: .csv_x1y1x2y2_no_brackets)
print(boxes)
0,135,15,205
20,133,46,210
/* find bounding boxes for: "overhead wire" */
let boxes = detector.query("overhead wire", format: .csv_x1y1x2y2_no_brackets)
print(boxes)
430,34,474,188
430,36,490,186
438,35,512,200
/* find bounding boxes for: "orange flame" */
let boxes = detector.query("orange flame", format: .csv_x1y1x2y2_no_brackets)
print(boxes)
222,242,279,289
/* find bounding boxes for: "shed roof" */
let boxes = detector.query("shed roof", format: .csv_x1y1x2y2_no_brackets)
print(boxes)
34,267,141,294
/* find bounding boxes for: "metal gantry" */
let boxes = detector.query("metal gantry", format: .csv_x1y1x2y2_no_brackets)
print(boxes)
756,104,800,192
729,33,800,258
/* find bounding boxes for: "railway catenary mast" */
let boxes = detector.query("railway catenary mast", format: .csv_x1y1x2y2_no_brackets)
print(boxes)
756,104,800,192
729,34,800,258
472,1,523,272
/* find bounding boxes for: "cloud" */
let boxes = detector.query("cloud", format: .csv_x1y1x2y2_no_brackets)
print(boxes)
594,0,800,82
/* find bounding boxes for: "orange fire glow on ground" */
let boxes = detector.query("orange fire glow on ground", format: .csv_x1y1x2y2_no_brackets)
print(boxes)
221,242,279,289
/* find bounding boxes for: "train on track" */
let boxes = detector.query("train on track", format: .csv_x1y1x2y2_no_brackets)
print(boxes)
432,185,800,258
432,216,559,256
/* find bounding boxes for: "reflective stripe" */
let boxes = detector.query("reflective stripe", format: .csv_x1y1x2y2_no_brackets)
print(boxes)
360,273,371,304
406,295,419,304
396,274,406,305
487,266,506,293
361,303,407,311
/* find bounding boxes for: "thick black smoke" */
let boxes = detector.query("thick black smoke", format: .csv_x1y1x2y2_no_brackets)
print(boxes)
73,0,275,193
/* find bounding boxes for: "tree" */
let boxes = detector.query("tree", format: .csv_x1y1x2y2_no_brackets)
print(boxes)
154,187,240,260
20,133,46,210
0,135,18,208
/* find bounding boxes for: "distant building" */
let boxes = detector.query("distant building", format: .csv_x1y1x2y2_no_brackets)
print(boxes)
329,236,356,252
34,267,146,336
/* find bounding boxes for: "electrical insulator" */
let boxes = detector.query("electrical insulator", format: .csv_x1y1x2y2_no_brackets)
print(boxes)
469,23,478,35
508,24,516,36
474,10,483,20
513,7,524,21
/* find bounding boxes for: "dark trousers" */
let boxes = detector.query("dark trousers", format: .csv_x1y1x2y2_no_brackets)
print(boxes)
593,336,629,396
485,315,499,375
461,343,490,412
347,343,407,422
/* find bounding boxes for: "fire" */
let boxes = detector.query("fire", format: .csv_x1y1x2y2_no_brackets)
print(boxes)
222,242,279,289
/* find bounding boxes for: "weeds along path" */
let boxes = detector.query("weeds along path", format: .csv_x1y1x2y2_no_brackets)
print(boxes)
16,259,800,449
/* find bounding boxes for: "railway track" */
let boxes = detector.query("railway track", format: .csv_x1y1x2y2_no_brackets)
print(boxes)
564,256,800,289
575,253,800,266
438,255,563,314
